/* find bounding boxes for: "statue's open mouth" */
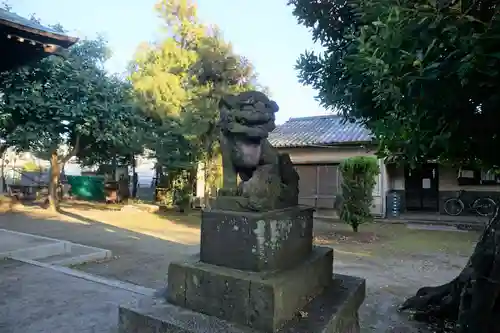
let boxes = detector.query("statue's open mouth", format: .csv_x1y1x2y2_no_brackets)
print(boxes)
215,91,299,212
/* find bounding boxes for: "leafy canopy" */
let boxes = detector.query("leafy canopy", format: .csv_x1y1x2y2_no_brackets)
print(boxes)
0,34,147,166
289,0,500,168
130,0,259,179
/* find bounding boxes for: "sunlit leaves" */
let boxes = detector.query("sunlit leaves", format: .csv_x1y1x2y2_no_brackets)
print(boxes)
290,0,500,168
129,0,259,178
0,36,147,166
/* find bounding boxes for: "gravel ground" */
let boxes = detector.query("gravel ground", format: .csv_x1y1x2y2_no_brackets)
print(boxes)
335,253,467,332
0,206,477,333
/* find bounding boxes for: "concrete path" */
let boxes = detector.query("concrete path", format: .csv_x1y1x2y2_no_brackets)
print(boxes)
0,259,142,333
0,209,199,288
0,208,476,332
0,228,111,266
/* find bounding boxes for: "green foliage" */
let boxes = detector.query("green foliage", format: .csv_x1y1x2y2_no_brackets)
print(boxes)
289,0,500,169
339,156,379,232
76,78,150,167
155,169,192,211
130,0,260,199
0,11,150,209
0,35,142,163
173,184,192,212
203,153,222,197
0,29,148,169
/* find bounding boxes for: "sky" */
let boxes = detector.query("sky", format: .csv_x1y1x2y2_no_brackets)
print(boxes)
13,0,329,124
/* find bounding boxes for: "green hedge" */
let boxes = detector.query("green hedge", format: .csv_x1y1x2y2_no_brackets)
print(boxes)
339,156,380,232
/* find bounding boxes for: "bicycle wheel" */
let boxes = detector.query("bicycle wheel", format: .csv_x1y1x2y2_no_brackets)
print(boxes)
444,198,464,216
472,197,497,217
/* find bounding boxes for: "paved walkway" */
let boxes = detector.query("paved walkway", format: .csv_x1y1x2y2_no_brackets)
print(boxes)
0,207,476,333
0,228,111,265
0,208,199,287
0,259,141,333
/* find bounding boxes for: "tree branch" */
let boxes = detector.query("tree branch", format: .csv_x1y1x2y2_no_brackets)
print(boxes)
59,135,80,165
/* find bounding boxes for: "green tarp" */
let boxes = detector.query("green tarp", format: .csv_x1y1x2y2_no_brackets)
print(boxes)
67,175,105,201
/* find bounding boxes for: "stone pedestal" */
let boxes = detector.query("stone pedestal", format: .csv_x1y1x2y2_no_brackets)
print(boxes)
118,207,366,333
168,247,331,332
119,274,365,333
200,208,313,271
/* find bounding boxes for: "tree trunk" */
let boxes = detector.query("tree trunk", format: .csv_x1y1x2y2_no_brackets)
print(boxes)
154,164,162,187
48,152,60,212
111,156,117,181
203,158,211,209
132,172,138,199
0,146,8,193
400,208,500,333
46,136,80,212
131,153,137,198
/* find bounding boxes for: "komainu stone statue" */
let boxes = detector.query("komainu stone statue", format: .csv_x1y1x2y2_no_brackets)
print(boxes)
118,90,366,333
214,90,299,211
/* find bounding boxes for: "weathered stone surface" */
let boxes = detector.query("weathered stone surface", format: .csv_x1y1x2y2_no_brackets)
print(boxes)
200,207,314,272
166,246,332,332
210,195,251,211
282,274,365,333
216,91,299,212
118,274,365,333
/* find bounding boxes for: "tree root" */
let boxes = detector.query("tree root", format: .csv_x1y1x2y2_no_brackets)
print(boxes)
400,208,500,333
400,279,461,321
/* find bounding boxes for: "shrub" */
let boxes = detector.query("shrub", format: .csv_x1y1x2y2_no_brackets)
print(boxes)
174,185,192,212
339,156,380,232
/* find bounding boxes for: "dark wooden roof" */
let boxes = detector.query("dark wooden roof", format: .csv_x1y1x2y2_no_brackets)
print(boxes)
0,9,78,71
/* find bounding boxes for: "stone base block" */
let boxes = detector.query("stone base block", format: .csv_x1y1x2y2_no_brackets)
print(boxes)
200,207,313,272
118,274,365,333
167,246,332,332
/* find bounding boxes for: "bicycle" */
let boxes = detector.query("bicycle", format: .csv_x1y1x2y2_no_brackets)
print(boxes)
443,190,497,217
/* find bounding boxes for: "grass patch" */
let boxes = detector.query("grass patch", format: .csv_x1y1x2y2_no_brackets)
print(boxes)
155,209,202,228
376,224,478,256
314,222,478,258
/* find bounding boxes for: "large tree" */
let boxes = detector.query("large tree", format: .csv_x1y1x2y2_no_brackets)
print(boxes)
130,0,258,205
289,0,500,332
0,35,145,210
76,78,149,169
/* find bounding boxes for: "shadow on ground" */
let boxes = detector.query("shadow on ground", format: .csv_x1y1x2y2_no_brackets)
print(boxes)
58,200,123,211
0,208,199,287
0,207,479,333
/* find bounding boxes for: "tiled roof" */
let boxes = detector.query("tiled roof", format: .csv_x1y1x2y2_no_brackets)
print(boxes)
0,9,77,45
268,115,373,148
